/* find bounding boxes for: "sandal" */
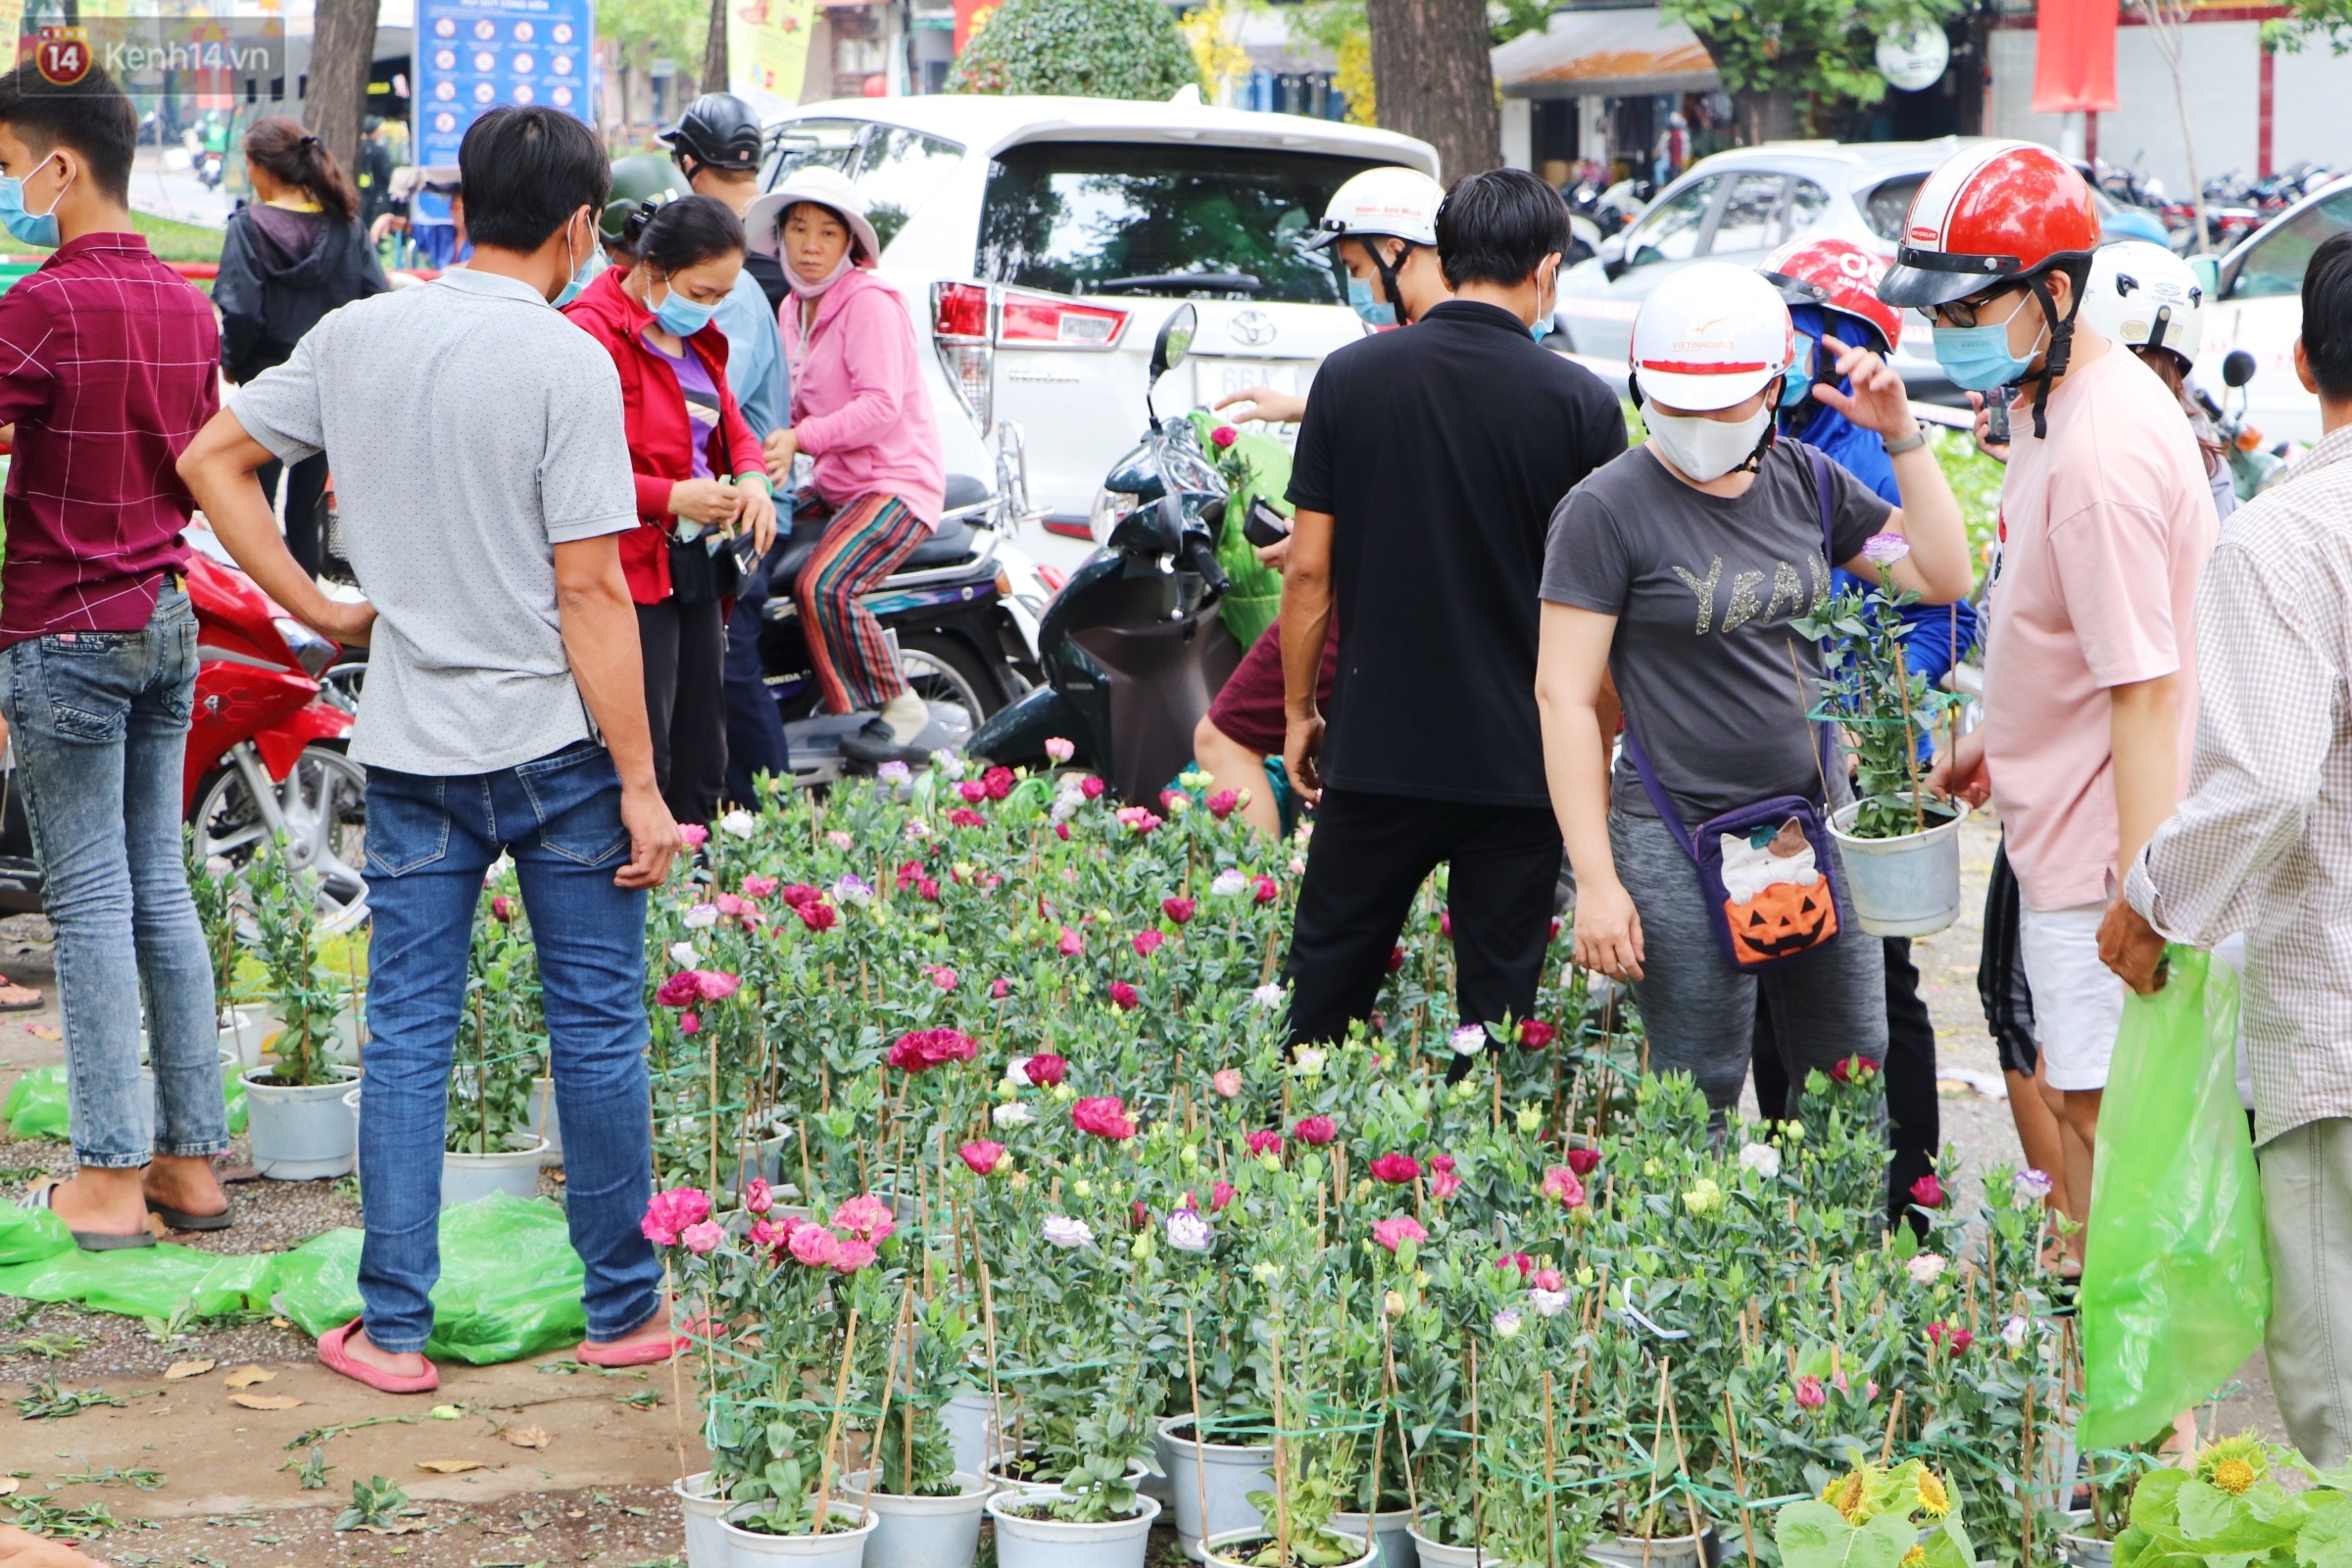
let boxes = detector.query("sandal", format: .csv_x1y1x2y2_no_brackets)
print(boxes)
19,1176,156,1251
147,1196,232,1232
0,978,43,1011
577,1316,689,1368
318,1317,440,1395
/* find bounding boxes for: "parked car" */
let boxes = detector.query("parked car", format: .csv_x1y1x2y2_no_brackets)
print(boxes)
2189,175,2352,447
756,96,1439,572
1552,137,2128,404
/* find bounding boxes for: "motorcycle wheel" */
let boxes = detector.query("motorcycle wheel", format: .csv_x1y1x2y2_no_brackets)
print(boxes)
899,631,1004,723
191,740,368,921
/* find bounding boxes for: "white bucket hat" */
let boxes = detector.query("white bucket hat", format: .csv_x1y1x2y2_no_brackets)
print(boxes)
744,165,884,268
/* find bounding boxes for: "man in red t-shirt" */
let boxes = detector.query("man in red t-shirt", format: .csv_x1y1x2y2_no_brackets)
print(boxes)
0,65,228,1248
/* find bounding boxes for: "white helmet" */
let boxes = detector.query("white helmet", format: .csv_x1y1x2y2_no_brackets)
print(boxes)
1304,166,1445,251
2079,239,2206,365
1630,262,1794,413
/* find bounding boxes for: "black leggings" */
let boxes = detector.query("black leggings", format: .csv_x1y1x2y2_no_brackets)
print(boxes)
636,596,727,828
256,453,329,578
1752,934,1939,1228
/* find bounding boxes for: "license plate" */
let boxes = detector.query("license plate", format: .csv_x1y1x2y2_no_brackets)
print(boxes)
1194,359,1307,412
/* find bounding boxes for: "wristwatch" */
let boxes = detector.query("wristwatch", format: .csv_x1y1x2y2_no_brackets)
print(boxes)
1884,427,1929,457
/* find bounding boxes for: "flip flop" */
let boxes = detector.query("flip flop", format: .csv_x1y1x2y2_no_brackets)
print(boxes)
0,979,43,1011
147,1197,232,1232
577,1322,687,1368
19,1177,156,1251
318,1317,440,1395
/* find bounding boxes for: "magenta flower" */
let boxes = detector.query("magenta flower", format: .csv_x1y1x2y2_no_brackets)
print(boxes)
1211,1180,1236,1212
991,977,1011,1000
1133,929,1166,958
1211,1068,1242,1100
1205,790,1239,820
958,779,988,805
832,1195,897,1243
491,894,514,922
1162,897,1196,925
1370,1152,1421,1185
1252,876,1278,906
960,1140,1007,1176
928,965,959,992
681,1221,724,1254
983,766,1015,801
1109,980,1140,1010
1209,424,1239,448
1542,1166,1588,1208
800,900,841,932
679,1010,700,1035
1518,1019,1556,1050
948,808,986,829
1370,1215,1427,1253
1023,1053,1068,1087
1566,1148,1602,1177
743,1177,773,1215
642,1187,711,1246
1057,926,1084,957
1910,1173,1946,1208
1080,776,1105,800
1072,1096,1138,1140
1794,1375,1827,1409
1247,1129,1284,1157
1295,1114,1337,1146
677,823,710,848
888,1028,979,1072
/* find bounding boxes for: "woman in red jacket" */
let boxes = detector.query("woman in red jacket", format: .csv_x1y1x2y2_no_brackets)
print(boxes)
564,195,777,825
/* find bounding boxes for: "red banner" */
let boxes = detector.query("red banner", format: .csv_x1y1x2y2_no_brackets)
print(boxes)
2034,0,2120,113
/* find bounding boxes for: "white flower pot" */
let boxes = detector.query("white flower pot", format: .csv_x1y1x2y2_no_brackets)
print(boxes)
220,1005,270,1068
258,1008,366,1066
941,1392,1004,1480
442,1134,550,1207
1158,1414,1274,1562
343,1085,365,1200
1332,1508,1419,1568
1205,1526,1376,1568
841,1468,987,1568
2059,1512,2114,1568
241,1064,362,1179
676,1470,730,1568
985,1490,1159,1568
984,1455,1148,1496
1829,798,1971,938
1407,1523,1493,1568
1587,1530,1710,1568
721,1500,876,1564
530,1076,564,1167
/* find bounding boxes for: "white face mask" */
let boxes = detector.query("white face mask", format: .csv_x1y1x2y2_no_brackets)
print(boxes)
1645,405,1772,484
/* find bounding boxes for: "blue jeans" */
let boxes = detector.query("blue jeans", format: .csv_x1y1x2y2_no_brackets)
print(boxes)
360,740,661,1353
0,587,222,1169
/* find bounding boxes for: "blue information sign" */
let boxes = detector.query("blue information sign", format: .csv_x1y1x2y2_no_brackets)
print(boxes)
415,0,593,167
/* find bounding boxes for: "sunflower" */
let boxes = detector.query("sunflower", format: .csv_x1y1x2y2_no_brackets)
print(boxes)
1829,1471,1868,1521
2195,1433,2271,1496
1903,1548,1928,1567
1915,1469,1951,1520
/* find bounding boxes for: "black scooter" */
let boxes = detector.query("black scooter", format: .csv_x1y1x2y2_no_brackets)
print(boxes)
966,304,1242,805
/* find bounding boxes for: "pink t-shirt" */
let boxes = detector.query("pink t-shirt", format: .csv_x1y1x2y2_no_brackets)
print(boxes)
1983,346,2219,910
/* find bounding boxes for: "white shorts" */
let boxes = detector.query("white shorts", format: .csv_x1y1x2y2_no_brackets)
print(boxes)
2019,901,2127,1092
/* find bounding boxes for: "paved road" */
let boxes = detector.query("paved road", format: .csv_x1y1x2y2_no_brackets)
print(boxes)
130,143,234,229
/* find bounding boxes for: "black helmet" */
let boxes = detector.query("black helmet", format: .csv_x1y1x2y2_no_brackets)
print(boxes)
660,93,762,174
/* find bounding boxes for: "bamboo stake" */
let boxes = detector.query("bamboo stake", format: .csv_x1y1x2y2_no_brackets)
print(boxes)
1723,1392,1760,1568
1383,1313,1420,1522
978,1259,1006,1480
666,1263,690,1483
1544,1370,1559,1568
813,1307,861,1534
1272,1315,1294,1568
1880,1389,1906,1463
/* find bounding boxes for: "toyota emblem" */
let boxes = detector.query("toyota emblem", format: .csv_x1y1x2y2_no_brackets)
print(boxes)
1228,310,1276,347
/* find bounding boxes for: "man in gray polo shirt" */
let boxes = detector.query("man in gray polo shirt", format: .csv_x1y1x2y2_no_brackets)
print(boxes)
179,107,683,1395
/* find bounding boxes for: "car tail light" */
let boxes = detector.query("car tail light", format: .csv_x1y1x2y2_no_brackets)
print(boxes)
1037,564,1067,594
932,281,993,433
1000,295,1128,347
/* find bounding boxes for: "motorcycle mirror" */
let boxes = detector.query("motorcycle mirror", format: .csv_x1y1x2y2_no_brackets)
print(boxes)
1108,493,1185,558
1150,303,1198,384
2223,348,2258,389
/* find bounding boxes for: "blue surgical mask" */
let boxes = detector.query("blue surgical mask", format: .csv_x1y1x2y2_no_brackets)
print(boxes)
1780,334,1816,409
1530,318,1551,343
0,154,66,249
1347,276,1396,327
1932,321,2038,393
551,218,592,308
652,279,718,338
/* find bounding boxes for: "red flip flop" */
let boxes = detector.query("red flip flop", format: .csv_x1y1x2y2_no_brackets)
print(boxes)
577,1320,692,1368
318,1317,440,1394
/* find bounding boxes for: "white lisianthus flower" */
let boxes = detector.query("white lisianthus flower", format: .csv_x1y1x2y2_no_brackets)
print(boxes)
668,942,701,968
1211,868,1249,898
1449,1024,1487,1057
992,1102,1035,1128
717,808,755,839
876,761,911,785
1738,1143,1782,1179
1041,1214,1091,1249
1528,1288,1568,1318
2012,1168,2054,1202
1165,1209,1212,1252
905,819,932,840
832,874,874,906
1250,982,1286,1009
1002,1055,1034,1090
1906,1252,1947,1286
1292,1047,1327,1079
2001,1314,2029,1348
1492,1309,1523,1339
682,904,720,930
931,750,966,780
1051,793,1082,823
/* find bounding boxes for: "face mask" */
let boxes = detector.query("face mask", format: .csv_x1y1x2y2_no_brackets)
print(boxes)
551,216,592,308
1346,275,1396,328
0,154,67,249
1530,267,1557,340
786,251,855,299
1932,312,2045,392
1646,405,1772,484
1780,335,1816,409
652,278,718,337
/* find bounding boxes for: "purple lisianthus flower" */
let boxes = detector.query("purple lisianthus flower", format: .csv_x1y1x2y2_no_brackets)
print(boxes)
1861,532,1912,567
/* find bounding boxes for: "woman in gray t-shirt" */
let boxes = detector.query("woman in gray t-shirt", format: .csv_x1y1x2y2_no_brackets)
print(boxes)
1531,262,1973,1119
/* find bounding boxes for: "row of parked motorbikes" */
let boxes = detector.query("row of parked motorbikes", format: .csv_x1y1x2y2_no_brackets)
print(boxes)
0,304,1239,918
2094,155,2338,254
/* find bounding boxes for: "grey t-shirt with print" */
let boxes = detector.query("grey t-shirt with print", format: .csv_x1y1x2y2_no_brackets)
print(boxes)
231,270,638,777
1540,441,1891,824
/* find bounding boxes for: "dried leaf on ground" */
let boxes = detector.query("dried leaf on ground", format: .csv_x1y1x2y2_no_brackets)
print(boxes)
222,1365,275,1389
415,1459,485,1474
228,1393,304,1411
353,1519,424,1535
164,1358,216,1381
24,1024,57,1039
0,1477,18,1496
499,1424,552,1449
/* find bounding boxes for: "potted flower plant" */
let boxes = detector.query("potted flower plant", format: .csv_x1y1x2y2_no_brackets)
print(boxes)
444,883,547,1205
842,1289,992,1568
239,842,361,1179
1793,540,1971,936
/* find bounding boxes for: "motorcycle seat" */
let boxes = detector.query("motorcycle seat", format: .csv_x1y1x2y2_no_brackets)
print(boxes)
769,514,977,590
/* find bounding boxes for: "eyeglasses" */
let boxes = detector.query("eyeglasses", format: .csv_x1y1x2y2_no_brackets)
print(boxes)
1933,286,2024,329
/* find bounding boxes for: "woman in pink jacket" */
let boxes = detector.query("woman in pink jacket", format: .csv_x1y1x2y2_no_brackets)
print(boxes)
748,168,946,768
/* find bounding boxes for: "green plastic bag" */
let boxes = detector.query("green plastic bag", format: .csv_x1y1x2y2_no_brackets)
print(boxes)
270,1194,588,1364
1189,410,1290,652
2080,946,2272,1448
3,1062,246,1141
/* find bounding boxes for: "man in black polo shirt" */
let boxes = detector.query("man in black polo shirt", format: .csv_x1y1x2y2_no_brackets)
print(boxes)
1279,168,1625,1071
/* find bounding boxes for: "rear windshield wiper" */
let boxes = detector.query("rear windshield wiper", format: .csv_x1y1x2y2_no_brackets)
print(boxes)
1093,272,1261,294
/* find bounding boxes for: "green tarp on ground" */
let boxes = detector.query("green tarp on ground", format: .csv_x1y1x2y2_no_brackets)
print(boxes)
0,1193,586,1363
4,1062,246,1140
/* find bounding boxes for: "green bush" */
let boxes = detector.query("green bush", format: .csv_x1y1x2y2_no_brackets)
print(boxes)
946,0,1200,100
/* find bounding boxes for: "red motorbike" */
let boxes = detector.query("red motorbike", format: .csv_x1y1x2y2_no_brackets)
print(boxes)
0,528,368,917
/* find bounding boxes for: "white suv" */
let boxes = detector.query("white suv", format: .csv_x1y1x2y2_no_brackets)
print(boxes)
758,95,1439,571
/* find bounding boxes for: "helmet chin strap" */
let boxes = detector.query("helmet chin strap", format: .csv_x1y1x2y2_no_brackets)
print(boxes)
2022,268,2082,441
1736,374,1785,475
1372,238,1412,324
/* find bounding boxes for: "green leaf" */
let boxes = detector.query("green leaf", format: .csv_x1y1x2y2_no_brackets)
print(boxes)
2299,1496,2352,1568
2180,1482,2254,1542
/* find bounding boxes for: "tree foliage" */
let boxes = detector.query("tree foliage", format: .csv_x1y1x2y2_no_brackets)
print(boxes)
947,0,1200,99
2265,0,2352,53
1659,0,1965,140
597,0,708,74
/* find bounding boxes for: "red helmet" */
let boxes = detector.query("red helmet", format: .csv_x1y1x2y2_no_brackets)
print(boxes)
1760,237,1903,354
1877,140,2100,310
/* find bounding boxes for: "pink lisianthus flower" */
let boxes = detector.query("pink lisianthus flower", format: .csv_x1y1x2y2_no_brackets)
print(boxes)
1109,980,1141,1010
1080,776,1105,800
1247,1129,1284,1157
491,894,514,922
958,779,988,805
742,875,779,900
1205,790,1239,820
1209,424,1239,448
928,965,959,992
1370,1152,1421,1185
832,1194,898,1243
959,1140,1008,1176
1072,1096,1138,1140
1162,897,1197,925
1022,1053,1068,1088
677,823,710,848
1133,930,1165,960
1496,1251,1533,1278
789,1223,844,1269
678,1011,701,1035
1057,926,1085,957
1429,1169,1463,1200
991,977,1011,1000
743,1177,773,1215
1210,1180,1237,1212
1045,736,1075,763
1793,1375,1827,1409
833,1238,879,1273
1294,1114,1337,1146
1370,1215,1427,1253
1210,1067,1243,1100
1532,1268,1565,1292
642,1186,711,1246
948,808,986,829
681,1221,725,1254
888,1028,979,1072
1542,1166,1589,1208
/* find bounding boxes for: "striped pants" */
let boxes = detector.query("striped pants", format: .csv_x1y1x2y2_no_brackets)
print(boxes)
793,493,929,713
